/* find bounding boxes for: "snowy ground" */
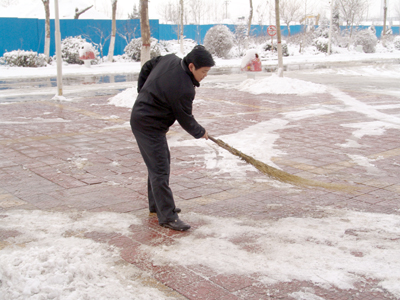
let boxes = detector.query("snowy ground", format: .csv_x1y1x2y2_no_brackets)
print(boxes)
1,49,400,299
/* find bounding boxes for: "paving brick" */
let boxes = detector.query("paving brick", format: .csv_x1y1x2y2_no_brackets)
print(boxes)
1,81,399,299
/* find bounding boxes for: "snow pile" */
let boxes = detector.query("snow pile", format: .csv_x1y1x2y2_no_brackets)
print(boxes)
108,86,137,108
0,210,171,300
237,74,327,95
240,49,258,69
143,209,400,297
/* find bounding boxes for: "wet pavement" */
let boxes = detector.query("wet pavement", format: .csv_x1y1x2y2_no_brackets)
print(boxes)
1,65,400,299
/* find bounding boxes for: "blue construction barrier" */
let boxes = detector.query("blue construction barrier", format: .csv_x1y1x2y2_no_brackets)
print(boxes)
0,17,398,57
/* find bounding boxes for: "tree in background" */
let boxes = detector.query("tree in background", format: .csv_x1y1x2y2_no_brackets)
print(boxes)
337,0,369,37
395,1,400,23
128,3,140,19
246,0,253,49
41,0,50,60
179,0,184,53
107,0,117,62
279,0,302,36
74,5,93,19
140,0,151,65
0,0,18,6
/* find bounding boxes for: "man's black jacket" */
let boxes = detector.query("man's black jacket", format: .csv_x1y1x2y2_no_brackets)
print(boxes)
130,54,205,139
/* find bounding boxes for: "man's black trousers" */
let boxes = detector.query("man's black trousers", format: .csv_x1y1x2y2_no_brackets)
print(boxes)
131,128,179,224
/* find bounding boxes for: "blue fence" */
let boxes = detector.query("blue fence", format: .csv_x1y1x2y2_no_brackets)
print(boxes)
0,17,398,57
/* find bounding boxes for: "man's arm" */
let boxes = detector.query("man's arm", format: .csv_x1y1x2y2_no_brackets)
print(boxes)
137,56,162,93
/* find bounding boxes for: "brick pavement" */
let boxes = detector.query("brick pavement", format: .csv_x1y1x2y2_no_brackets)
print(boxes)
0,77,399,299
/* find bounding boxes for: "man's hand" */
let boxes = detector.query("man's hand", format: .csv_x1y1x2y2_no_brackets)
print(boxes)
202,130,209,140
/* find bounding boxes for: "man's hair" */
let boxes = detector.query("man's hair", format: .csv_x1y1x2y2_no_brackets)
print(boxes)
185,45,215,69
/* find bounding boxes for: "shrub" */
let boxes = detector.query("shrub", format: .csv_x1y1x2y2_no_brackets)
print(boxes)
2,50,47,67
314,37,329,53
124,37,161,61
393,36,400,50
353,30,378,53
204,25,234,58
263,40,289,56
61,36,99,64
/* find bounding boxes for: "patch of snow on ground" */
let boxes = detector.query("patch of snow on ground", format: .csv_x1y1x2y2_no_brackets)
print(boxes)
168,119,288,178
237,74,327,95
341,121,400,139
108,85,137,108
0,210,172,300
143,209,400,298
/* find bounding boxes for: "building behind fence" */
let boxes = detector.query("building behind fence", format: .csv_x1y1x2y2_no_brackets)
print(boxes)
0,18,398,57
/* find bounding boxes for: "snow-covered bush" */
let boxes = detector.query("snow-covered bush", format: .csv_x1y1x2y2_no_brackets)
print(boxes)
394,36,400,50
234,24,248,57
123,37,161,61
2,50,47,67
158,39,197,55
263,40,289,56
61,36,99,64
314,37,329,53
353,30,378,53
204,25,234,58
314,18,330,39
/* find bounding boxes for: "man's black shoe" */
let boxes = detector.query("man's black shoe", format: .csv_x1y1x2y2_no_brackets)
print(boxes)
160,219,191,231
150,207,181,213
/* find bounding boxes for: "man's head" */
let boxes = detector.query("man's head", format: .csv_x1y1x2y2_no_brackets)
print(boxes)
185,45,215,82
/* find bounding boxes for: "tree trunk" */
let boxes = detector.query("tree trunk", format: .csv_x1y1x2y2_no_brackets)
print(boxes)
107,0,117,62
140,0,151,65
74,5,93,19
42,0,50,59
247,0,253,49
180,0,184,54
275,0,283,77
383,0,387,36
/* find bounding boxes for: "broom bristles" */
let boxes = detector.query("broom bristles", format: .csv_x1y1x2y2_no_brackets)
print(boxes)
208,135,357,192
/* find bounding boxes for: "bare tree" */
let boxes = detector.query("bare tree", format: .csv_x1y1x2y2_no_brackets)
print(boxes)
395,1,400,22
0,0,18,6
128,3,140,19
275,0,284,77
158,1,180,24
383,0,387,36
337,0,369,36
140,0,151,65
41,0,50,59
246,0,253,49
255,1,269,25
74,5,93,19
280,0,302,36
179,0,184,53
83,26,110,60
108,0,117,62
188,0,205,24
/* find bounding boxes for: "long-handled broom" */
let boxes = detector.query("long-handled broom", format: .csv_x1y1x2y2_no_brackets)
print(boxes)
208,135,357,192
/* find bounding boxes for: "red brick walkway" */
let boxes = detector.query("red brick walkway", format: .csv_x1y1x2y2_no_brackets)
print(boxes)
1,79,399,299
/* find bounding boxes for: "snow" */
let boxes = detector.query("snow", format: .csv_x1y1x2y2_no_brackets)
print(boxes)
142,209,400,297
0,210,172,299
1,43,400,298
240,49,258,69
237,74,327,95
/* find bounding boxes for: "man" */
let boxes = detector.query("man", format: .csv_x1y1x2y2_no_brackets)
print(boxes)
130,45,215,231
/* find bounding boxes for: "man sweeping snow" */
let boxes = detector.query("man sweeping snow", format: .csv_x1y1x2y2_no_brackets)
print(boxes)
130,45,215,231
